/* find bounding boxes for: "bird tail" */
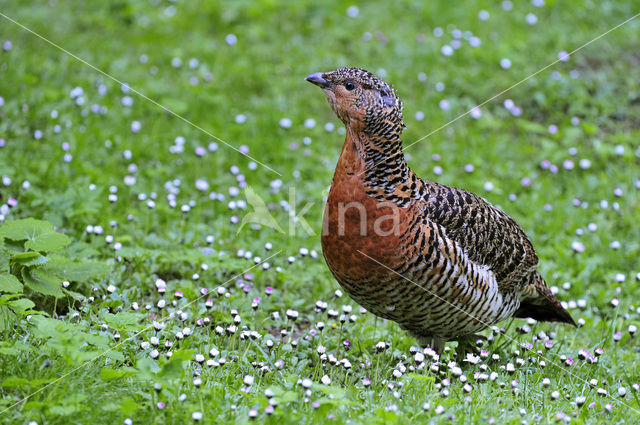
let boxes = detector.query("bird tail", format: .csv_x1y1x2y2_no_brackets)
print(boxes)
514,272,577,326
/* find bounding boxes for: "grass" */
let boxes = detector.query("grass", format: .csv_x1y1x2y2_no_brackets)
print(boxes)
0,0,640,423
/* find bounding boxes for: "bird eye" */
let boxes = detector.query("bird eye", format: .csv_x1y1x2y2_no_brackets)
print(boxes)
344,82,356,91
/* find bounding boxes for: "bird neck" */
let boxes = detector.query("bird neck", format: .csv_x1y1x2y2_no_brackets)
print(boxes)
336,126,419,205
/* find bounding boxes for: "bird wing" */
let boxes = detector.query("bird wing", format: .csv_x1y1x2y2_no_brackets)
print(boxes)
393,214,521,336
421,181,539,292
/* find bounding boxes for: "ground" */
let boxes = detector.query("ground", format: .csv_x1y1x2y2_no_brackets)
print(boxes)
0,0,640,424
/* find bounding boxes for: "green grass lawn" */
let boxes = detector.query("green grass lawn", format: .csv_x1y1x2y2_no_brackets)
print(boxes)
1,0,640,423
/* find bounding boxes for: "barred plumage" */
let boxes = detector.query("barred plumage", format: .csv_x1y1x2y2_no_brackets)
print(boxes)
306,67,575,353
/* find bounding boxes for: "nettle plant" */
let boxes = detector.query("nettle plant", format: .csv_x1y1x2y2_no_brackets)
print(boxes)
0,218,107,330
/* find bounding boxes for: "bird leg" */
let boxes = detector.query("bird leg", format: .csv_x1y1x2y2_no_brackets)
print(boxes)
417,336,446,355
455,334,487,361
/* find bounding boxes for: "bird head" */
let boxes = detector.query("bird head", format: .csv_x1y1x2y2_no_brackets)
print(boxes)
306,67,404,138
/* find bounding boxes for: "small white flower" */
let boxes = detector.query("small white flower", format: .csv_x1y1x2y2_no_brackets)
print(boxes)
571,241,585,253
225,34,237,45
279,118,292,129
346,5,359,18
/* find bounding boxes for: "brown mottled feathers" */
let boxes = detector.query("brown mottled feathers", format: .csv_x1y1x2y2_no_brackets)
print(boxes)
421,181,539,291
308,67,576,352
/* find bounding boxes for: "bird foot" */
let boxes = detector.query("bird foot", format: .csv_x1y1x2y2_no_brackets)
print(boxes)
455,335,486,361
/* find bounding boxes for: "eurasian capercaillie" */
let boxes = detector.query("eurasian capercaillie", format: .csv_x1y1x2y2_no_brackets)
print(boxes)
306,67,576,354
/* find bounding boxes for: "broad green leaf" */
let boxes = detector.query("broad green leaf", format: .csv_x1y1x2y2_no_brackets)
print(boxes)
266,386,285,396
0,273,22,293
25,231,70,253
2,237,25,253
100,402,120,412
23,400,48,411
61,288,85,300
1,377,30,388
31,316,63,336
0,248,9,273
374,407,399,423
105,349,125,363
100,367,137,381
115,247,138,259
0,218,69,252
272,389,298,404
0,218,53,241
12,251,49,267
582,121,599,135
266,385,301,403
159,97,188,114
158,358,184,380
135,357,160,379
516,119,547,134
168,348,195,362
44,256,109,281
29,378,53,387
84,333,110,349
100,367,124,381
120,397,139,415
158,356,185,381
0,293,23,304
0,341,30,355
405,373,437,383
8,298,35,313
22,269,63,297
312,383,347,399
104,312,142,331
49,404,80,415
0,346,22,355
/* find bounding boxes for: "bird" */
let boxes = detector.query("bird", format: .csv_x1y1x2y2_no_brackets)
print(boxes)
306,67,576,354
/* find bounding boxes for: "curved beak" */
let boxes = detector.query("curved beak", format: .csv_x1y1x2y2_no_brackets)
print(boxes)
305,72,330,89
